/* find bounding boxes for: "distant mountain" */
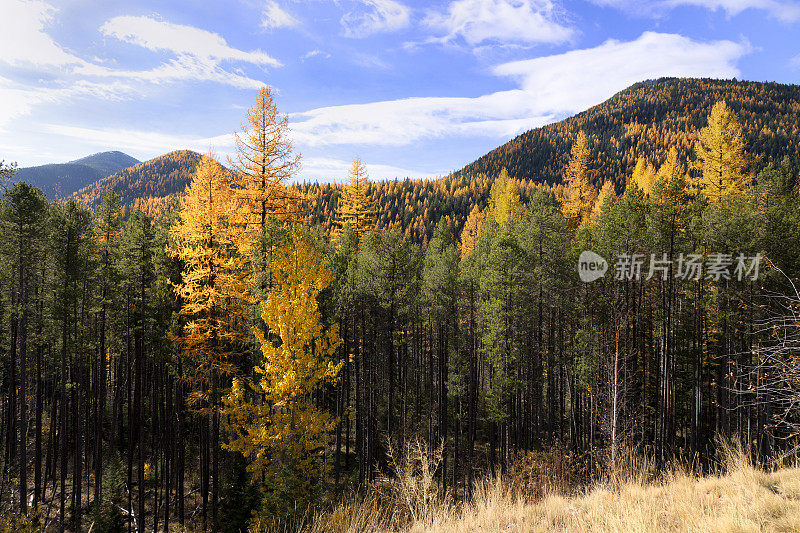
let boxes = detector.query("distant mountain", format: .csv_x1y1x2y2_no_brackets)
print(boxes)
456,77,800,189
69,151,139,177
15,151,139,199
73,150,203,216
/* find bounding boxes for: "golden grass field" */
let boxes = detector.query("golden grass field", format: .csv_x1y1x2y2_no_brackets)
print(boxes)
310,444,800,533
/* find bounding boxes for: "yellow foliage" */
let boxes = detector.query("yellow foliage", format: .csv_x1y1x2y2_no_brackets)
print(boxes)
591,180,616,221
631,156,657,195
460,205,484,258
489,168,521,227
169,155,247,388
223,231,342,500
337,158,377,242
561,131,597,225
695,100,752,202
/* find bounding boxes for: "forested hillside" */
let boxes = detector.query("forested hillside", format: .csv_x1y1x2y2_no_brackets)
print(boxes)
14,151,139,199
72,150,203,217
458,77,800,187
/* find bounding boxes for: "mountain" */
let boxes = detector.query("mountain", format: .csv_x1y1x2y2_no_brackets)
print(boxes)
73,150,204,216
15,151,139,199
69,151,140,177
70,78,800,242
456,77,800,189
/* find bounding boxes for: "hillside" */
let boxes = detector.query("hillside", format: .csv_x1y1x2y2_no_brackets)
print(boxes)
15,150,139,199
457,77,800,189
69,150,139,177
71,78,800,241
73,150,203,216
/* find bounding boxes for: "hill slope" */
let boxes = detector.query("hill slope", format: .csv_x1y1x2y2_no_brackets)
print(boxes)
15,151,139,198
69,151,139,177
457,77,800,188
73,150,203,216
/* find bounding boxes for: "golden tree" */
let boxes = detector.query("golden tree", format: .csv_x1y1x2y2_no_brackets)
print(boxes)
591,180,616,221
561,130,597,225
695,100,751,202
223,231,342,512
169,154,246,531
170,155,246,390
460,204,484,258
229,86,302,296
631,156,657,195
336,158,376,242
489,168,521,227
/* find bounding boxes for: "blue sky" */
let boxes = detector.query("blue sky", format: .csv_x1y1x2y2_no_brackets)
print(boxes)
1,0,799,182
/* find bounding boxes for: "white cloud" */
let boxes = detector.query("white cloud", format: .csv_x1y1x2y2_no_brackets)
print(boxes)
302,49,331,60
76,15,281,88
592,0,800,21
100,16,281,66
424,0,574,46
0,0,86,68
290,32,749,147
493,32,749,115
0,77,133,129
261,1,300,30
290,91,553,146
791,54,800,68
34,123,435,180
341,0,410,38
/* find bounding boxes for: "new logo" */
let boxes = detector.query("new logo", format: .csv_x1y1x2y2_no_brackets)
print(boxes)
578,250,608,282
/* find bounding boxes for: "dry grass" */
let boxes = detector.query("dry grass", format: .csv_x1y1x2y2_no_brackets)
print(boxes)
311,442,800,533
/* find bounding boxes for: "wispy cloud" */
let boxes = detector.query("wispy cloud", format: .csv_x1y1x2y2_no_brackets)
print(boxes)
73,15,282,88
592,0,800,22
261,1,300,30
423,0,574,47
290,32,749,147
341,0,410,37
99,16,281,66
302,49,331,60
0,77,133,129
0,0,87,68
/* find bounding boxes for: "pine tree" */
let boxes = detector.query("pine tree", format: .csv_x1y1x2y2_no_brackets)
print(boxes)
561,131,597,225
223,230,342,515
695,100,751,202
337,158,376,242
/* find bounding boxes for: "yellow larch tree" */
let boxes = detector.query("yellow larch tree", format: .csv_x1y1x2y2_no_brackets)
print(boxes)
694,100,752,202
561,130,598,225
591,180,617,221
336,158,377,242
489,168,521,227
223,231,343,513
460,204,485,257
229,86,302,294
169,154,246,531
631,156,657,195
170,154,246,390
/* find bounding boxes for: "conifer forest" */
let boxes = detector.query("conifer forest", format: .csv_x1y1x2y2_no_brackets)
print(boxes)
2,83,800,532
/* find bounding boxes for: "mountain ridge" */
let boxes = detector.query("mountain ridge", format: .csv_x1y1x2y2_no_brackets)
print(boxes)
15,150,140,199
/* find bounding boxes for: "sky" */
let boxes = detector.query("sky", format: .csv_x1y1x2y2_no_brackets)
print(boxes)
1,0,799,182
